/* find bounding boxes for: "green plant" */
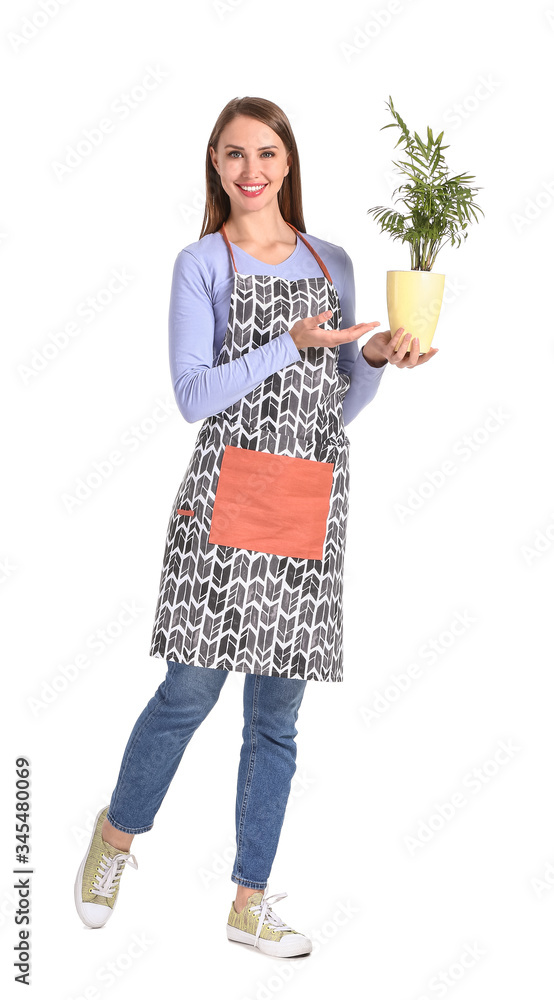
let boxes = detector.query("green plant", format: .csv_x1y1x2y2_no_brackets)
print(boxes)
367,96,484,271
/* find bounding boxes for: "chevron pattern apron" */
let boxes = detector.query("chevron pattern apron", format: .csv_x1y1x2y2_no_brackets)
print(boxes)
149,222,350,682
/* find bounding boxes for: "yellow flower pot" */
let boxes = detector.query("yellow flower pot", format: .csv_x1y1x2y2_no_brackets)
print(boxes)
386,270,445,354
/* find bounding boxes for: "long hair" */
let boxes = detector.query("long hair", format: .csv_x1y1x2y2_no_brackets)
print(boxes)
199,96,306,239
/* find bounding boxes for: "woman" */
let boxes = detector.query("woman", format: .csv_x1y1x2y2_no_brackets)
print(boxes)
74,96,437,957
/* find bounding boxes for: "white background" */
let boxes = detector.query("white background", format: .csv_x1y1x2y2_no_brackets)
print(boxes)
1,0,552,997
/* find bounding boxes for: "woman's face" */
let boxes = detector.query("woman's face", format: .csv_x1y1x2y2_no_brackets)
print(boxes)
210,114,292,214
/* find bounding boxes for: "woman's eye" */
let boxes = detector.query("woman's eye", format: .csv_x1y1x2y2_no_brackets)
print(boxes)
226,151,275,158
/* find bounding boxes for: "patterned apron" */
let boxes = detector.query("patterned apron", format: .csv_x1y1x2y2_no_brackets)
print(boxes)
149,222,350,682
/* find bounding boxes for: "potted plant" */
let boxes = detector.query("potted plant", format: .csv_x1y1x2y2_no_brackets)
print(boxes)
367,96,484,354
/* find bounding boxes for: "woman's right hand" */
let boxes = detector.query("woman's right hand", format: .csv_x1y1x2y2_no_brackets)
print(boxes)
289,309,381,350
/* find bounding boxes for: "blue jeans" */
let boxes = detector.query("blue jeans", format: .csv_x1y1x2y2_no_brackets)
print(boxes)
107,660,307,890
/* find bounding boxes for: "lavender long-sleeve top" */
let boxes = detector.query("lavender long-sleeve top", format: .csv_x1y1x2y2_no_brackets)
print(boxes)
168,230,387,426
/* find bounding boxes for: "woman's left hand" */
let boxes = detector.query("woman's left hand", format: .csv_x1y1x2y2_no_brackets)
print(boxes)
362,327,439,369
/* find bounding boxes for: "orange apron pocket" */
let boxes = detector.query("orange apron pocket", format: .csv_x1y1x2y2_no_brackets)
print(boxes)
208,445,334,560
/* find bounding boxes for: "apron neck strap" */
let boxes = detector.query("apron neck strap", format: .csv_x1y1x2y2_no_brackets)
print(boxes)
219,222,238,273
219,221,333,284
285,222,333,283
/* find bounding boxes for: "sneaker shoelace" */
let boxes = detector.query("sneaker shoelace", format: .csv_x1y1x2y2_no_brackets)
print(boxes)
91,851,138,899
248,890,293,947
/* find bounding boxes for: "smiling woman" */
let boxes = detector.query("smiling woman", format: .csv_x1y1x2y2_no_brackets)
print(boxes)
208,112,299,260
75,94,399,958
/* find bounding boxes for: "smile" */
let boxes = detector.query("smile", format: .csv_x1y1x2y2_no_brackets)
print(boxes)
236,183,268,197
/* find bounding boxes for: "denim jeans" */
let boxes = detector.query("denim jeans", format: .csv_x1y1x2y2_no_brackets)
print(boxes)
107,660,307,890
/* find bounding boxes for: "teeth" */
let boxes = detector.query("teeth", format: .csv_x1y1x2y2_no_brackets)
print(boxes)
239,184,266,191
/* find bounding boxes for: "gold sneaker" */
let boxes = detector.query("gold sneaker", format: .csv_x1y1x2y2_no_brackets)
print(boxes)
74,806,138,928
227,889,312,957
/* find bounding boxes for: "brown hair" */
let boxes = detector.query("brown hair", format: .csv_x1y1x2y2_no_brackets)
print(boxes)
199,96,306,239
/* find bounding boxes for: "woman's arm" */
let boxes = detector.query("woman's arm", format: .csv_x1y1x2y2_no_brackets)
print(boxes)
168,250,302,423
337,248,387,427
168,244,387,426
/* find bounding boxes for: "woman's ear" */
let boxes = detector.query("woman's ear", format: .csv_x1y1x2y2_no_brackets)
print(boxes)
209,145,219,174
